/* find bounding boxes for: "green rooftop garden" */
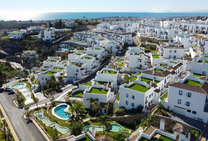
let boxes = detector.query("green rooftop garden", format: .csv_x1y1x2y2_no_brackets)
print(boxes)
90,88,108,94
104,70,117,75
118,63,124,67
170,61,177,64
160,92,168,100
198,60,208,64
193,73,202,77
136,72,141,76
1,36,10,39
151,51,158,54
141,77,160,84
41,70,46,72
71,62,76,65
84,57,92,60
95,48,101,50
193,49,197,53
127,83,149,93
53,67,63,71
48,60,56,62
155,69,164,73
118,59,124,62
160,64,167,67
81,81,92,86
71,91,83,98
139,135,174,141
192,46,197,48
152,55,160,59
11,31,21,33
184,79,203,87
205,56,208,58
97,81,111,85
75,53,82,56
130,76,137,82
44,71,56,76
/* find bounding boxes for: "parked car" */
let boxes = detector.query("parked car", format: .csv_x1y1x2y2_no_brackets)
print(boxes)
15,76,19,79
5,88,13,92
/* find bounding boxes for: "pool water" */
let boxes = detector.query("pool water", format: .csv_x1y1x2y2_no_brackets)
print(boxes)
11,83,25,89
84,123,129,132
34,111,70,134
54,104,71,119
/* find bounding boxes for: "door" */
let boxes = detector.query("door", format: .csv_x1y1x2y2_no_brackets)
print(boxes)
173,106,186,116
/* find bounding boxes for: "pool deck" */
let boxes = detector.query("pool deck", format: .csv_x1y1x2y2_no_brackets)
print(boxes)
52,104,70,120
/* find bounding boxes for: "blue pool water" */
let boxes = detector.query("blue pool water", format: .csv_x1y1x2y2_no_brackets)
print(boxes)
54,104,71,119
11,83,25,89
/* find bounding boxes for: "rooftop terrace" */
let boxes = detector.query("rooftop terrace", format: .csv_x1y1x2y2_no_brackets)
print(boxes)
154,69,164,73
141,77,160,84
184,79,203,87
89,88,108,95
103,70,117,75
126,83,149,93
44,71,56,76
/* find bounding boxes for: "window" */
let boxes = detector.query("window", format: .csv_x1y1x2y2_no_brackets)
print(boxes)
131,103,134,107
186,102,190,107
151,100,153,103
174,50,177,53
45,78,47,80
42,77,43,80
149,94,151,98
126,101,129,105
169,50,172,53
192,111,197,114
178,99,181,104
187,92,191,98
132,95,135,99
187,109,191,113
179,90,183,95
126,93,129,98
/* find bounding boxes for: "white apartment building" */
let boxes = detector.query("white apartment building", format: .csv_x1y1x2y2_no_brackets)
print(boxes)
8,31,24,39
162,46,185,59
23,50,39,60
41,27,55,42
65,20,74,27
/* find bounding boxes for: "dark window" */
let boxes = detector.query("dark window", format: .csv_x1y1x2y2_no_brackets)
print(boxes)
187,92,191,98
131,103,134,107
178,99,181,104
186,102,190,107
179,90,183,95
132,95,135,99
187,109,191,113
126,101,128,105
126,93,129,98
192,111,197,114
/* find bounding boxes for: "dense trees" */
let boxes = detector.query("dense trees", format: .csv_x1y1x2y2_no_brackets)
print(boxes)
55,19,63,29
70,121,84,136
98,114,110,135
112,129,130,141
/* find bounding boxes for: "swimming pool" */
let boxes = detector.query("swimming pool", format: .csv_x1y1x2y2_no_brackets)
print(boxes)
53,104,71,120
10,83,25,89
84,123,130,132
34,111,70,134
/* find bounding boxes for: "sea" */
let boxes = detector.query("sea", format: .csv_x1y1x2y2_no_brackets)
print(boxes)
1,12,208,21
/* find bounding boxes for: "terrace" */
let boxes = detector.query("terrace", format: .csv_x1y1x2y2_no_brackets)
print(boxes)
193,73,202,77
136,72,141,76
151,51,158,54
193,49,197,53
96,81,111,85
47,60,57,62
154,69,164,73
103,70,117,75
126,83,149,93
198,60,208,64
90,88,108,95
141,77,160,84
118,59,124,62
160,64,167,67
81,81,92,86
53,67,63,71
71,91,83,97
118,63,124,67
84,57,92,60
192,46,197,48
75,53,82,56
44,71,56,76
170,61,177,64
184,79,203,87
139,135,174,141
152,55,160,59
130,76,137,82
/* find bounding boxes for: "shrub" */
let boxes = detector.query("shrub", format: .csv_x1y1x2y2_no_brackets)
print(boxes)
136,105,143,113
114,107,126,116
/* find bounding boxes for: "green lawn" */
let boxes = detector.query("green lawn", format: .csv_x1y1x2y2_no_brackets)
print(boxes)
160,92,168,100
141,77,160,84
82,81,92,86
136,72,141,76
79,135,92,141
84,57,92,60
76,53,82,56
130,76,137,82
139,135,174,141
118,63,124,67
192,46,197,48
193,49,197,53
152,55,160,59
127,83,149,93
160,64,167,67
118,59,124,62
205,56,208,58
155,69,164,73
198,60,203,63
184,79,202,87
90,88,108,94
71,91,83,97
71,62,76,65
170,62,177,64
41,70,46,72
104,70,117,75
193,73,202,77
97,81,110,85
95,48,101,50
53,67,63,71
1,36,10,39
151,51,158,54
44,71,56,76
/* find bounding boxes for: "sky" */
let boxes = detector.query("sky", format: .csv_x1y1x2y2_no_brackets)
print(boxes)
0,0,208,13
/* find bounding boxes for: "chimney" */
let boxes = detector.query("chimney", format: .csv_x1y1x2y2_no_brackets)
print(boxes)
188,133,191,141
180,126,183,133
153,78,155,84
160,119,165,131
150,81,152,86
92,126,95,137
152,69,155,75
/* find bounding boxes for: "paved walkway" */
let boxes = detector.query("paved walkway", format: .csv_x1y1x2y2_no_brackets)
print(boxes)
128,126,143,141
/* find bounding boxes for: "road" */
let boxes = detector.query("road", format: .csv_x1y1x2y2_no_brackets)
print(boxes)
0,79,76,141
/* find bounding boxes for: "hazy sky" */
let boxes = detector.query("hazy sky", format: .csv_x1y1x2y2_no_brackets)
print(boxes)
0,0,208,12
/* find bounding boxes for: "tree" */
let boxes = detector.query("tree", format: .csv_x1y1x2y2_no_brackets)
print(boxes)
113,129,130,141
58,76,64,86
124,42,128,49
114,107,126,116
2,120,8,141
34,98,39,109
116,45,120,51
158,102,165,111
92,105,100,113
106,123,112,136
123,74,130,84
24,105,30,119
98,114,110,135
54,31,58,34
51,126,59,140
136,105,143,113
70,121,84,136
35,59,40,66
50,96,55,106
17,95,24,106
55,19,63,29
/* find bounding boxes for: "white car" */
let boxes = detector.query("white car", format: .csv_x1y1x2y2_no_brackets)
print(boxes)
15,77,19,79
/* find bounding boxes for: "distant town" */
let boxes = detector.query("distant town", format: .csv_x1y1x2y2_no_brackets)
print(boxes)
0,16,207,141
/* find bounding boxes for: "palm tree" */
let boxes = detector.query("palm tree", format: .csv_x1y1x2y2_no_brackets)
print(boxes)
106,123,112,136
98,114,110,135
24,105,30,119
50,96,55,106
34,98,39,110
2,120,8,141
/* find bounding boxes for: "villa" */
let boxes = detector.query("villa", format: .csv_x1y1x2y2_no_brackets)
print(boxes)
23,50,39,61
64,20,74,27
41,27,55,42
8,30,24,39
